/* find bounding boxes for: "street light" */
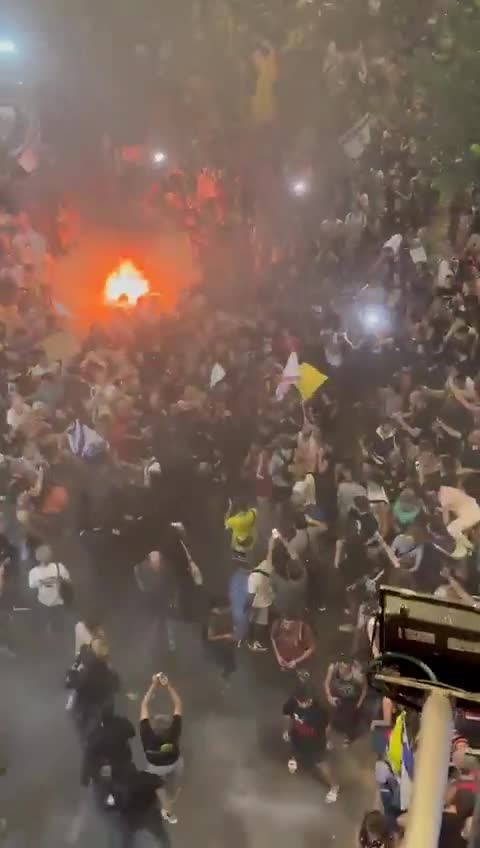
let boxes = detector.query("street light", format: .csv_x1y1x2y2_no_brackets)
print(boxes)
152,151,167,165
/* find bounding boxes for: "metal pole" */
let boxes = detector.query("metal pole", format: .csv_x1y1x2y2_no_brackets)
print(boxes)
404,691,454,848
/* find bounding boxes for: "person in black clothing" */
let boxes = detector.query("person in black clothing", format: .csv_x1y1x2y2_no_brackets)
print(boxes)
134,550,178,656
461,430,480,501
72,711,164,847
139,673,183,825
334,495,379,631
82,763,167,848
368,421,397,469
71,638,120,740
438,783,470,848
358,810,394,847
204,597,236,684
0,536,16,657
81,705,135,788
283,682,339,803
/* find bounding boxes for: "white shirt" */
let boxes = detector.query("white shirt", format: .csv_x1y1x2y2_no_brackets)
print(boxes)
7,403,31,431
28,561,70,607
248,560,274,608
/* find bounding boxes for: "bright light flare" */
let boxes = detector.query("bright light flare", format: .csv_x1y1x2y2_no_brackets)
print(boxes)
153,151,167,164
104,260,150,307
363,306,389,331
291,179,310,197
0,40,17,55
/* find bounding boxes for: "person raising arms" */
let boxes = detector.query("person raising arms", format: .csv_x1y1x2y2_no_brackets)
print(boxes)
139,673,183,825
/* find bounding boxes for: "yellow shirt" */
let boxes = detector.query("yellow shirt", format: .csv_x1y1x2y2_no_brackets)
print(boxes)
225,509,257,552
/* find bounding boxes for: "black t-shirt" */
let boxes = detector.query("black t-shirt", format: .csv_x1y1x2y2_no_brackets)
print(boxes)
140,715,182,767
74,650,120,707
112,768,164,816
409,406,435,439
283,697,328,755
135,561,177,615
462,445,480,471
343,509,379,551
462,446,480,499
438,811,466,848
83,715,135,784
438,400,471,436
369,430,396,465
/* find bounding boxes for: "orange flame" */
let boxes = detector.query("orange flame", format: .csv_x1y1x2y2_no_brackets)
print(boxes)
104,259,150,306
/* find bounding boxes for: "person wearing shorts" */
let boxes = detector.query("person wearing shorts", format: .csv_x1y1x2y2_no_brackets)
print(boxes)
246,534,275,651
283,682,339,803
139,673,183,825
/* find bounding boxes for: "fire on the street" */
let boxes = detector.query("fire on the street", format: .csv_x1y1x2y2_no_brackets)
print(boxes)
104,259,150,306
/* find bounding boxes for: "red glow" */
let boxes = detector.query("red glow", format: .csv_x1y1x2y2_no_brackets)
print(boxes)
104,259,150,306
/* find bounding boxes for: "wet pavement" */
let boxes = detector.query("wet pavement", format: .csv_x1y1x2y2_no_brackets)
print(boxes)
0,488,376,848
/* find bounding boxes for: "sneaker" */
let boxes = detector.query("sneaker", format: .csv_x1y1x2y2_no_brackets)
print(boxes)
248,641,267,652
325,786,339,804
338,622,354,633
326,738,334,751
162,809,178,825
287,758,298,774
282,730,291,743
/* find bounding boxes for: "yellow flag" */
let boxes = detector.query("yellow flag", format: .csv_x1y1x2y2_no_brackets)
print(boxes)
387,711,404,776
297,363,328,401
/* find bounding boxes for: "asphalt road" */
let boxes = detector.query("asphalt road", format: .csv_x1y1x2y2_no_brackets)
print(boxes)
0,512,378,848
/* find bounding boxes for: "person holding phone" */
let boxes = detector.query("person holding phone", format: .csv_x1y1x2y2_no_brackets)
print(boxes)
139,674,183,825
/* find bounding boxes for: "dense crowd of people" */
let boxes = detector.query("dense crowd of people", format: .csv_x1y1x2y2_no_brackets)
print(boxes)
2,96,480,846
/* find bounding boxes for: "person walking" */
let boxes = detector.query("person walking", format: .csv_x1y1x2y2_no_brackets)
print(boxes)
134,550,178,656
70,637,120,740
28,544,72,637
283,681,339,803
324,656,367,746
246,533,276,651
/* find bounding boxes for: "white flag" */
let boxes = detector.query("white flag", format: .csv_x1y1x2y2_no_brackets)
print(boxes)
210,362,226,388
383,233,403,256
340,113,372,160
410,244,427,264
275,351,300,400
